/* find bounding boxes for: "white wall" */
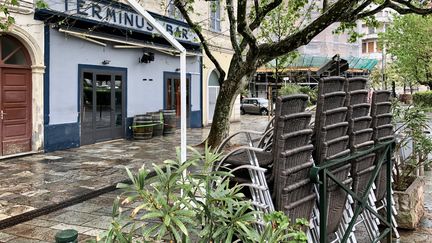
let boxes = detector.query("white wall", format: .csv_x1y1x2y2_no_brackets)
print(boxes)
49,28,201,125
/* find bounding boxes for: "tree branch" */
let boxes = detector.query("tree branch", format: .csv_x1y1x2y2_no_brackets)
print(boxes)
239,0,283,52
359,0,432,18
258,0,357,62
225,0,241,55
237,0,258,51
173,0,226,84
357,0,390,18
390,0,432,15
350,0,375,17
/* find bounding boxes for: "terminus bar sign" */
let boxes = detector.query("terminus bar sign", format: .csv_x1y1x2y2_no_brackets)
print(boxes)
43,0,199,44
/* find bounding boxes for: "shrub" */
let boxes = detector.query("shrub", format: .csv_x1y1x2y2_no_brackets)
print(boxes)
97,146,308,242
279,83,301,96
279,84,317,105
393,101,432,190
413,91,432,108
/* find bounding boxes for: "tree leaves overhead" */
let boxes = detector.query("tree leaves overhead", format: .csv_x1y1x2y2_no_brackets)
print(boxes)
379,14,432,88
169,0,432,147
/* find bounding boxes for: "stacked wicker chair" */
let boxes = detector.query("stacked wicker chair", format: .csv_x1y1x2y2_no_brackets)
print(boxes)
312,76,356,242
272,98,315,222
370,90,400,238
215,95,312,225
371,91,394,201
343,77,381,241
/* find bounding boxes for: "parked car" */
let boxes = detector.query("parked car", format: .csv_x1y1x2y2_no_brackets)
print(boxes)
240,98,269,115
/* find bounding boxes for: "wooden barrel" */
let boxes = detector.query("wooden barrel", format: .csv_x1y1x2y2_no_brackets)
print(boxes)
133,114,153,140
150,111,164,137
161,110,176,135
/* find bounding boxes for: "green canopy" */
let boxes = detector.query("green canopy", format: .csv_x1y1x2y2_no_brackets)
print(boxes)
272,55,379,71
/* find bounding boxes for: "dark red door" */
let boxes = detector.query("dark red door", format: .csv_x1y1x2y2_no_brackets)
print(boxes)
0,36,32,156
1,68,32,155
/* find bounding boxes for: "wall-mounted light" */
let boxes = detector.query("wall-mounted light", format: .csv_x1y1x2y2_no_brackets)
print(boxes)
139,52,155,63
102,60,111,65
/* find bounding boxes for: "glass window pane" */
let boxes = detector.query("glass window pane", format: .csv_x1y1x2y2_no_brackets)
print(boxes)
368,42,374,53
4,49,26,65
96,74,112,128
82,72,93,130
114,75,123,127
2,37,19,60
208,71,219,86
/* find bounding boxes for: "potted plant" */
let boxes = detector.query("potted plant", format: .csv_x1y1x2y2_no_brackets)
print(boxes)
392,102,432,229
96,146,308,242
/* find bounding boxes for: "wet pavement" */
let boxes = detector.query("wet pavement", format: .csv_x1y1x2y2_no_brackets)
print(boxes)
0,115,270,223
0,114,431,242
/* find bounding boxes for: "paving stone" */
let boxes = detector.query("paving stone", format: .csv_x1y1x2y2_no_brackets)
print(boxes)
83,228,105,237
6,238,49,243
65,202,102,213
50,223,93,234
23,219,58,228
82,216,113,229
15,227,58,242
50,211,96,225
0,232,16,242
91,207,113,217
42,155,63,160
1,224,36,236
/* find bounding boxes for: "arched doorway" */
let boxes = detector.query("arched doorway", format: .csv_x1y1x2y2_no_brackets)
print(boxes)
0,35,32,156
207,70,219,123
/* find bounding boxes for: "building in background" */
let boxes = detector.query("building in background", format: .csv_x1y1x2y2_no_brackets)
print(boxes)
251,9,378,99
0,0,45,157
143,1,239,126
359,9,394,86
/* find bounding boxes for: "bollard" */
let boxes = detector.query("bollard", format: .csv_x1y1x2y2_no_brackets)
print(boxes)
55,229,78,243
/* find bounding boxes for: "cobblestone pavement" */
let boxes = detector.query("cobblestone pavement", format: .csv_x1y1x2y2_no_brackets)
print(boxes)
1,114,431,242
0,115,270,222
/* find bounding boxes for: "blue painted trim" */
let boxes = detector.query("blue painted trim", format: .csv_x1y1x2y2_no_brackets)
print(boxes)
199,56,203,128
44,123,80,152
190,111,201,128
43,24,50,126
77,64,128,142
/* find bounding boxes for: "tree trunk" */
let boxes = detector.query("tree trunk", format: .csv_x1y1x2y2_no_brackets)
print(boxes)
206,77,243,148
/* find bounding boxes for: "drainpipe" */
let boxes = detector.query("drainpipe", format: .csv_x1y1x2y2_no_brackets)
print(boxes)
126,0,188,165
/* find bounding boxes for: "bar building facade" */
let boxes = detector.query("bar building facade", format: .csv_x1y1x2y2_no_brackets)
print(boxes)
37,0,203,152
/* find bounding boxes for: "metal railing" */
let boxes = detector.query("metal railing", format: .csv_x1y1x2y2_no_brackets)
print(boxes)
310,139,395,243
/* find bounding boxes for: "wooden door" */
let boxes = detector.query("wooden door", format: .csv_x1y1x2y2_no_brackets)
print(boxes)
0,35,32,156
1,68,32,155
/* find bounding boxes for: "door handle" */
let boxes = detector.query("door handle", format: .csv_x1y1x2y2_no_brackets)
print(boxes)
0,110,6,120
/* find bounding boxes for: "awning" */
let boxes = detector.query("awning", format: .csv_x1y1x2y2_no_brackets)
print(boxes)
58,28,202,57
259,55,378,73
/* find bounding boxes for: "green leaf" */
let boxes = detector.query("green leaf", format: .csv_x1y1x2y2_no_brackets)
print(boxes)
140,211,164,220
171,217,189,236
163,214,171,226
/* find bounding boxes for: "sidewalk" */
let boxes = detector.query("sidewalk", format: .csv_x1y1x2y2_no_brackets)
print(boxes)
0,115,269,225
